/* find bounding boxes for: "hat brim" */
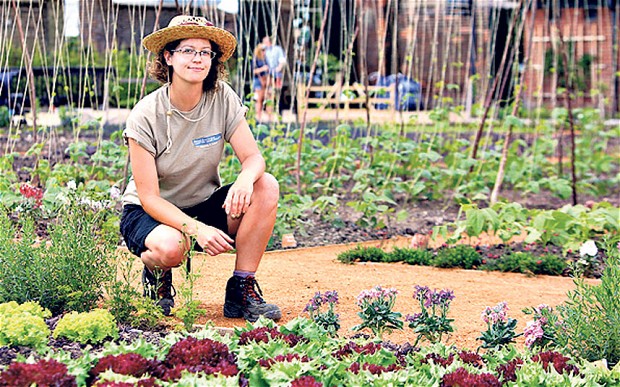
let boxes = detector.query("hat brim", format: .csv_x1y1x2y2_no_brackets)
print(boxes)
143,25,237,61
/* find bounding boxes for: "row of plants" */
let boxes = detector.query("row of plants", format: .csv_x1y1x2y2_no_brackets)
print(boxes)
338,244,570,276
1,245,618,386
6,323,617,386
246,108,618,233
337,235,612,278
433,200,619,255
1,106,617,241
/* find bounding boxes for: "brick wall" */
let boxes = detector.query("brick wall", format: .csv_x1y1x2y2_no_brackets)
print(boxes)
523,7,617,113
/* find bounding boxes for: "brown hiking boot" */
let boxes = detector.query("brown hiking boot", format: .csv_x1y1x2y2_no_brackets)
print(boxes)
142,267,175,316
223,276,281,322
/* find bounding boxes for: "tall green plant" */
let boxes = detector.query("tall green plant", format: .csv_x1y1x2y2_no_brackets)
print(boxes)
556,237,620,366
0,188,117,315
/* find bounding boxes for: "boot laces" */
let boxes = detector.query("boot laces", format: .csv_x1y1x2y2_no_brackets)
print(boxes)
242,276,264,304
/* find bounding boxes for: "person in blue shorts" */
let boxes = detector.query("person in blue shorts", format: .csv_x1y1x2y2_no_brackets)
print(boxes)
119,15,281,322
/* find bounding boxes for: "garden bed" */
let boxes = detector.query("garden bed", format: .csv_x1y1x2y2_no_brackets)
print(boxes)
178,237,599,350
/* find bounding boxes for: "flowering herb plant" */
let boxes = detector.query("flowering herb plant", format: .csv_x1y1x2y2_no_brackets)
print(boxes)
477,301,521,350
303,290,340,335
352,285,403,339
523,304,563,350
406,285,455,346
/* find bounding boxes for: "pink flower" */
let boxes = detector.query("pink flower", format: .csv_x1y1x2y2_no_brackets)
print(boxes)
524,320,544,348
481,302,509,324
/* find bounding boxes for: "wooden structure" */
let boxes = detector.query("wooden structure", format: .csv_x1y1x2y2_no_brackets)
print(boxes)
296,77,397,118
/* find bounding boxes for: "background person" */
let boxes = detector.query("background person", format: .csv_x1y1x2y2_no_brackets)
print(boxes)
252,43,270,122
262,35,286,114
119,15,281,322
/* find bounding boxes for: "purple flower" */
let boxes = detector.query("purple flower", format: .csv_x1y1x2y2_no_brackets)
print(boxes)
405,313,422,323
438,289,455,303
304,292,323,312
323,290,339,304
414,286,454,309
413,285,430,300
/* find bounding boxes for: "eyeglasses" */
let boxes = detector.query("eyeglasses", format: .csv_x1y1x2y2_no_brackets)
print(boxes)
171,48,217,60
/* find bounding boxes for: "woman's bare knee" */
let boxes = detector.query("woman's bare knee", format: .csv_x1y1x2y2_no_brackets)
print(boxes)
254,173,279,207
144,225,186,268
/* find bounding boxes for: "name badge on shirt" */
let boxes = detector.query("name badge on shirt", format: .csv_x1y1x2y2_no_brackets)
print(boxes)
192,134,222,148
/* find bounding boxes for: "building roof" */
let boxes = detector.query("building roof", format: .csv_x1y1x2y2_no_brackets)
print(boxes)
110,0,238,14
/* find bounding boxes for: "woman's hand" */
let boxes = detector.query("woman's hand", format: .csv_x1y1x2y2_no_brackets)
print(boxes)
223,175,254,219
196,223,234,256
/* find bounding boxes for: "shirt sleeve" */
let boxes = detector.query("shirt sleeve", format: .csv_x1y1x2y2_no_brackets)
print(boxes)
221,82,249,142
122,105,157,156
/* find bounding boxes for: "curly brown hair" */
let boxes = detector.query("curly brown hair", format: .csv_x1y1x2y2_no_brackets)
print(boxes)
147,39,228,91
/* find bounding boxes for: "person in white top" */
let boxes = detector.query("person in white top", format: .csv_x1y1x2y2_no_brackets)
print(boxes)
119,15,281,321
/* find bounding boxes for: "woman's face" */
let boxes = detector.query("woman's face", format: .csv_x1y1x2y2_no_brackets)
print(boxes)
165,38,214,86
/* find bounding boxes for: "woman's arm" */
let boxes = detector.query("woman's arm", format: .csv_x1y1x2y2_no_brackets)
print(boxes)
223,120,266,217
128,138,234,254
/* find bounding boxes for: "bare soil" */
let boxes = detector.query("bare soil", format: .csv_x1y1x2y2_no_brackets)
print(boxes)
183,236,600,351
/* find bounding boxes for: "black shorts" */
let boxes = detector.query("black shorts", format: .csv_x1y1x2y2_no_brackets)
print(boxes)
120,184,232,257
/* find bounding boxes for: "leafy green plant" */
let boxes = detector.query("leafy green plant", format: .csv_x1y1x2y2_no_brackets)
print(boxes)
0,301,51,352
556,238,620,366
390,247,434,266
352,285,403,339
53,308,119,345
406,285,455,346
0,185,117,315
104,251,165,330
432,245,482,269
477,302,521,351
336,245,387,264
0,106,10,127
483,251,566,276
435,202,619,254
175,249,206,331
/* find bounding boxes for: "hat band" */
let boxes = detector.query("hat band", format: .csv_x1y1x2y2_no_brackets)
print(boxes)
176,21,214,27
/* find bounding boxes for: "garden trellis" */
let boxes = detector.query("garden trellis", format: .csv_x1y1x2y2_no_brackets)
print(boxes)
1,0,617,113
0,0,618,202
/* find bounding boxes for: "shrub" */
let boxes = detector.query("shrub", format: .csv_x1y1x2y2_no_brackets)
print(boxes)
0,301,51,351
556,242,620,366
53,308,119,345
494,252,534,273
0,194,116,316
535,254,566,276
487,251,567,276
390,247,434,266
337,246,387,264
432,245,482,269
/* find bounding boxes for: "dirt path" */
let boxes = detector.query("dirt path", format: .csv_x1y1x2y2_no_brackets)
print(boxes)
167,237,598,350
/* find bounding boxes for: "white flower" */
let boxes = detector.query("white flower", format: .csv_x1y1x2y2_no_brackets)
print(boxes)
109,185,121,201
579,240,598,257
67,180,77,190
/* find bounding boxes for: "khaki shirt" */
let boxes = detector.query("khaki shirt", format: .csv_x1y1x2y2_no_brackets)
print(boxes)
122,81,248,208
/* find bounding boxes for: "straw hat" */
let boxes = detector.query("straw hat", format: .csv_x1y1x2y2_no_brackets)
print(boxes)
142,15,237,61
